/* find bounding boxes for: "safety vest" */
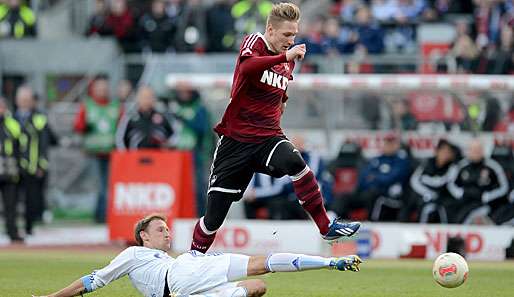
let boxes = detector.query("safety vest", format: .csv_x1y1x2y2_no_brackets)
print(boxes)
83,97,120,154
0,115,20,181
18,112,49,175
0,4,36,39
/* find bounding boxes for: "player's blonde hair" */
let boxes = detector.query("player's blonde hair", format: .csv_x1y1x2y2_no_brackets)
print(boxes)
267,2,300,26
134,214,167,246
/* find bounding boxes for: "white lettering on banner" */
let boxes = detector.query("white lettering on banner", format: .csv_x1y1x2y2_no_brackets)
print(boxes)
212,227,250,249
367,223,514,261
260,70,288,90
114,183,175,214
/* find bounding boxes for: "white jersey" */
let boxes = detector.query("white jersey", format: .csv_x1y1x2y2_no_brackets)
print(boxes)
82,246,174,297
81,247,249,297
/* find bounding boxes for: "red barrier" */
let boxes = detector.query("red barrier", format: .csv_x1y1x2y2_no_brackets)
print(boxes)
107,150,196,242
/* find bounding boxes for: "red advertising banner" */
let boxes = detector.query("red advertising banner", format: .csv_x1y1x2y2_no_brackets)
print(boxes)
107,150,196,242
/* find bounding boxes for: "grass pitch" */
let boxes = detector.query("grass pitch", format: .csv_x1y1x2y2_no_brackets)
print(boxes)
2,248,513,297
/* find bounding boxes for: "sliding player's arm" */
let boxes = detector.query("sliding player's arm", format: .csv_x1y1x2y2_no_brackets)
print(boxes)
33,248,136,297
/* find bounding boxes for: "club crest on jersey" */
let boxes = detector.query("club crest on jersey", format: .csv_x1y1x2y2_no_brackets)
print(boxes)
260,70,289,90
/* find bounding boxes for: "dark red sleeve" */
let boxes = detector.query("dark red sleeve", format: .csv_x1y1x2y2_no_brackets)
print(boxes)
239,53,288,75
73,104,87,134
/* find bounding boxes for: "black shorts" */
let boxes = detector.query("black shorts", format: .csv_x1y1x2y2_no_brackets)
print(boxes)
208,135,303,200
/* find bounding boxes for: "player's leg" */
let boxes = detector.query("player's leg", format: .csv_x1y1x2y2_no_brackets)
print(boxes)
191,137,255,253
263,138,360,240
246,254,362,274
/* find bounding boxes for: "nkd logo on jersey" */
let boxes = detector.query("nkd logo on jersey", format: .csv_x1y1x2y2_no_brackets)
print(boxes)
113,182,175,214
260,70,289,90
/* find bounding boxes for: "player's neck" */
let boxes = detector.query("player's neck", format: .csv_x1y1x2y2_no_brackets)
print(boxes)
263,32,279,54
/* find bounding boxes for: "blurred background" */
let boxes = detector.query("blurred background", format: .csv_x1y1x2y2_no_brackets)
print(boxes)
0,0,513,261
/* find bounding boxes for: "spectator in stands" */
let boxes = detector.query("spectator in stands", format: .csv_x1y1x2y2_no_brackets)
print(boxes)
0,0,36,39
85,0,110,36
116,79,133,107
448,138,510,224
14,86,57,235
168,82,212,217
205,0,236,52
350,5,385,54
370,0,397,22
138,0,176,53
321,17,348,54
473,0,511,49
106,0,137,52
335,133,411,221
0,96,22,243
116,85,174,150
409,139,459,223
451,19,480,73
337,0,362,23
173,0,206,52
488,24,513,74
389,98,417,130
231,0,273,38
74,76,122,223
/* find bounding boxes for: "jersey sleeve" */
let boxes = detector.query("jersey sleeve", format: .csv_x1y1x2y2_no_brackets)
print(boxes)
81,248,136,292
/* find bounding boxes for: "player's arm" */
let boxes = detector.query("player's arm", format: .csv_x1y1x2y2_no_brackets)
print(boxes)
239,44,306,75
33,248,135,297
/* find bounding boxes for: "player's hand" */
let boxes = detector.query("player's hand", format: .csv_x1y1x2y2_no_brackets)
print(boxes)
280,102,286,114
286,44,306,61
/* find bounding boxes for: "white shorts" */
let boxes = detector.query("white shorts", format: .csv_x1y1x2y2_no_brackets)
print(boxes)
167,251,249,296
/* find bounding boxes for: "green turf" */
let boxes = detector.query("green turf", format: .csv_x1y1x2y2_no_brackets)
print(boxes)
2,250,513,297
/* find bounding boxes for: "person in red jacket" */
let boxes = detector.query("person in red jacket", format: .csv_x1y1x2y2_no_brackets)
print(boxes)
74,76,123,223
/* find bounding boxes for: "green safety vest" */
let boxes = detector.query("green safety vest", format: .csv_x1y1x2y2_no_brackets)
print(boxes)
0,115,21,181
0,4,36,39
18,113,49,175
83,97,120,154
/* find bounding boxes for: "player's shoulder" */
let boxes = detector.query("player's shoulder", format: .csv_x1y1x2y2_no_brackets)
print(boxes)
240,32,272,56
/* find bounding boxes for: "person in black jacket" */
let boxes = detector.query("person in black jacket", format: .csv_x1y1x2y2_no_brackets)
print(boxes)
409,139,460,223
116,85,174,150
0,96,22,242
14,86,58,235
448,138,510,224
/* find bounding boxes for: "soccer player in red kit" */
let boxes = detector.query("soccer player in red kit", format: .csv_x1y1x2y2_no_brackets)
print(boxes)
191,2,360,253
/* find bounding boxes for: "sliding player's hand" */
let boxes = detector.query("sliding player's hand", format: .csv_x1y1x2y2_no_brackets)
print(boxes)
286,44,306,61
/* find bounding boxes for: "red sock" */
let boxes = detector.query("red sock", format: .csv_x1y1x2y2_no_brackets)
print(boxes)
293,170,330,235
190,220,216,253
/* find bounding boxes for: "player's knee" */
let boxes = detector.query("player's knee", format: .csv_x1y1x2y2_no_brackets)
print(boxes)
287,155,307,176
245,279,267,297
269,148,306,177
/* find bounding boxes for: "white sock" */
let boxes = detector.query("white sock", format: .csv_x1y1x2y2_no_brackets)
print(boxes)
265,253,333,272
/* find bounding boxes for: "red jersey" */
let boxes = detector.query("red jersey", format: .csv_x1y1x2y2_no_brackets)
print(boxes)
214,33,295,143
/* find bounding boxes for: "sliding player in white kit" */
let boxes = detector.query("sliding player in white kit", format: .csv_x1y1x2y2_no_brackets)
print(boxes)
32,214,362,297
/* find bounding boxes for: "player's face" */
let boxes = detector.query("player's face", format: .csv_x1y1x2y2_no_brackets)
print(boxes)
143,219,171,251
269,20,298,53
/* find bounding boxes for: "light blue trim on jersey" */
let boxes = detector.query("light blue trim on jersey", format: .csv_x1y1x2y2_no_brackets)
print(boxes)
81,275,93,292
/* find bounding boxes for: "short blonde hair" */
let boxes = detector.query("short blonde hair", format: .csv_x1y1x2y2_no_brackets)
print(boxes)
267,2,300,26
134,214,167,246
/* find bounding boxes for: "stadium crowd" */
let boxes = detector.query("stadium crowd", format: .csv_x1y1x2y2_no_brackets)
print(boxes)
1,0,512,74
